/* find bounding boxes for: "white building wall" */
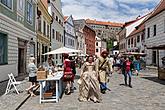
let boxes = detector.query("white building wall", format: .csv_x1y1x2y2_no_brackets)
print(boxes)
145,11,165,67
0,14,36,81
64,16,76,49
48,2,64,65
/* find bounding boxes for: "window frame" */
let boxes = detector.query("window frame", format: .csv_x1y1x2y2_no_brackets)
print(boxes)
0,0,13,10
153,24,156,36
147,27,150,38
0,33,8,65
26,1,33,24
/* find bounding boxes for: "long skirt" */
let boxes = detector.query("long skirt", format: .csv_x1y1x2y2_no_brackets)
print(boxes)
78,71,101,102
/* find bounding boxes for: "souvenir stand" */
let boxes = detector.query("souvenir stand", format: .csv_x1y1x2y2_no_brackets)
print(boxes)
38,47,81,103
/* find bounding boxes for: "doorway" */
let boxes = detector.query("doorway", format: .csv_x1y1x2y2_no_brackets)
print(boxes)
18,39,27,76
18,48,25,75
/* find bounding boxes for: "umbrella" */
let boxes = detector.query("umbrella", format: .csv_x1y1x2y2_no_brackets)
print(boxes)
123,52,146,56
69,53,77,56
79,53,86,57
43,47,81,55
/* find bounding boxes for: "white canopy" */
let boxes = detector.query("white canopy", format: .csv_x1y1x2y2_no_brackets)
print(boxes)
43,47,81,55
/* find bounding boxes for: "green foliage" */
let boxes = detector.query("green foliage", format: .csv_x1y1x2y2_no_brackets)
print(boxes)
107,39,113,49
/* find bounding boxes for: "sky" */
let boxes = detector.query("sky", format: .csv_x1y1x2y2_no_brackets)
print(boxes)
61,0,160,23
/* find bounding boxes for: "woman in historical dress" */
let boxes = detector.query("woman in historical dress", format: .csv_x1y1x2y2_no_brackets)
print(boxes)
78,56,101,103
63,53,74,95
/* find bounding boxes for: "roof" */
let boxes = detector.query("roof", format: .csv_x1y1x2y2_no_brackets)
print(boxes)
85,19,124,27
64,16,68,22
148,0,165,20
128,13,152,37
124,19,139,27
128,23,145,37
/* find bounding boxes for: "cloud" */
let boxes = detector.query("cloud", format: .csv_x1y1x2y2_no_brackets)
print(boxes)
61,0,160,23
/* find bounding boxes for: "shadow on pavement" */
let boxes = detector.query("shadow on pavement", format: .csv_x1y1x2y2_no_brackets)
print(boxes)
141,76,165,85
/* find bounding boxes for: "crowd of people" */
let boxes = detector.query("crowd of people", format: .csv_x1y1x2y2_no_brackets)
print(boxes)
26,50,143,103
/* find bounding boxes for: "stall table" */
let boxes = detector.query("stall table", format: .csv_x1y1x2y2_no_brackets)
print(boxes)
38,71,63,103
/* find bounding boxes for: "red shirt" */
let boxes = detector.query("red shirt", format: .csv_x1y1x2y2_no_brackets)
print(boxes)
126,61,131,72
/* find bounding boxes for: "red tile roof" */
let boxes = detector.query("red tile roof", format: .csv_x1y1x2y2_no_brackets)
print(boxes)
85,19,124,27
148,0,165,20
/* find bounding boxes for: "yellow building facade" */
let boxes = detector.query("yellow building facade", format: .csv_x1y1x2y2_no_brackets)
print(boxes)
36,0,52,65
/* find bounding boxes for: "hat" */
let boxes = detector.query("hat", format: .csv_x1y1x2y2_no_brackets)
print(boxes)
101,50,109,55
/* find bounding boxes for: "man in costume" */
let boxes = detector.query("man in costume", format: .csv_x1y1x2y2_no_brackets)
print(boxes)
96,50,112,94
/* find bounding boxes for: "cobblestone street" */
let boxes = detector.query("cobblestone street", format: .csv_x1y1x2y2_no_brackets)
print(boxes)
19,69,165,110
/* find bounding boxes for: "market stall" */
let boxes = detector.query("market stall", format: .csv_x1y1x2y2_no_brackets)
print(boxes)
147,45,165,80
37,71,63,103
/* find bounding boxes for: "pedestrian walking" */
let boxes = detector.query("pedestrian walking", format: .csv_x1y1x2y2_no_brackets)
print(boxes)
133,57,141,76
69,56,76,92
96,50,112,94
78,55,101,103
63,53,74,95
123,57,133,88
26,57,39,97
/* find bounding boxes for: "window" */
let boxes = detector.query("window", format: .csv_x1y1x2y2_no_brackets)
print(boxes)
141,33,144,41
56,16,58,21
27,2,33,24
164,19,165,33
59,19,61,24
52,12,55,19
131,38,133,44
1,0,12,9
47,25,49,37
56,54,58,59
43,21,46,35
96,48,98,52
137,35,140,43
147,27,150,38
0,33,8,65
52,29,55,39
62,36,63,43
18,0,24,13
128,39,130,45
38,18,41,32
153,25,156,36
96,42,98,46
134,38,136,47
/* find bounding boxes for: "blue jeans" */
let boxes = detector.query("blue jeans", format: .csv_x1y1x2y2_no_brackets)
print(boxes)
100,83,107,90
123,71,132,85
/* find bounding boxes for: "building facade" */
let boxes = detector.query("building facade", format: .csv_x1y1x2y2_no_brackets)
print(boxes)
0,0,37,81
145,0,165,67
119,16,147,53
83,25,96,55
74,19,96,55
86,19,123,41
126,23,145,53
95,36,107,57
36,0,52,66
64,15,76,49
75,29,86,54
48,0,64,65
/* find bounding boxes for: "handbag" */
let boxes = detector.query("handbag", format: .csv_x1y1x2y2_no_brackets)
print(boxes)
63,72,73,80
